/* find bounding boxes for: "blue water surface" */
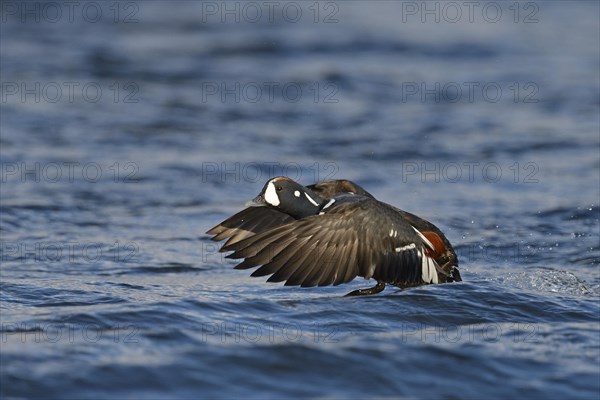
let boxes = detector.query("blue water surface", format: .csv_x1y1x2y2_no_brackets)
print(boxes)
1,1,599,399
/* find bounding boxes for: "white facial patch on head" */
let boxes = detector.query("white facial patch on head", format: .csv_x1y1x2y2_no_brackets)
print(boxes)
304,192,319,206
294,190,300,197
264,182,280,206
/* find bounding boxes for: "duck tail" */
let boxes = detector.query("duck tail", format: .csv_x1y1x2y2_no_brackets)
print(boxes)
447,266,462,282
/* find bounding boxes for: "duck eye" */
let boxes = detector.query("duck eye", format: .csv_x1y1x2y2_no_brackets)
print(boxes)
276,186,283,192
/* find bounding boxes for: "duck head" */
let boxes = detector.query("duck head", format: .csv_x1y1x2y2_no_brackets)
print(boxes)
249,177,325,219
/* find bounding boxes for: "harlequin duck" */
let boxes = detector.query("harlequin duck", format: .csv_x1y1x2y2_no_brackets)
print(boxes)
207,177,461,296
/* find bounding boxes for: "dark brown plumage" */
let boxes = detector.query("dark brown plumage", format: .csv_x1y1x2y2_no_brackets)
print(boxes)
207,178,461,296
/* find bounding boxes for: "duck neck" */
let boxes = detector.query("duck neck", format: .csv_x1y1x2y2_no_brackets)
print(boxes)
289,191,325,219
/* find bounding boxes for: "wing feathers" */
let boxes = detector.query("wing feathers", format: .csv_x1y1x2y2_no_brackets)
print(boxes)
267,239,317,283
213,197,446,288
251,236,311,277
207,207,294,248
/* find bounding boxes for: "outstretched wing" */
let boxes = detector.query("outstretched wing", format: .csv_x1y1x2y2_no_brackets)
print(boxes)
221,198,440,288
206,206,294,248
206,179,370,248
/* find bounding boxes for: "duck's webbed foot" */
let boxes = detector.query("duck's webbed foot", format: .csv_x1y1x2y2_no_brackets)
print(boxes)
344,281,386,297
